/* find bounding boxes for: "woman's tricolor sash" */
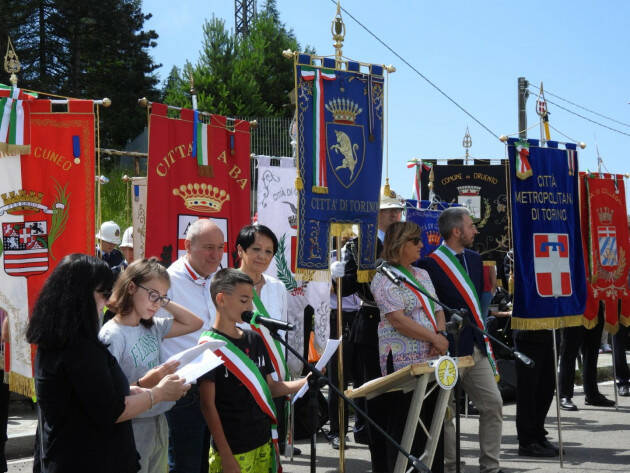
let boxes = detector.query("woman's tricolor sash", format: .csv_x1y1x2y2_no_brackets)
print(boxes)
391,265,438,333
199,330,282,472
252,290,289,381
429,245,499,379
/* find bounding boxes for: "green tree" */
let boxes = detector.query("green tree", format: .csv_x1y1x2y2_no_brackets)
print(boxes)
162,1,310,119
0,0,160,148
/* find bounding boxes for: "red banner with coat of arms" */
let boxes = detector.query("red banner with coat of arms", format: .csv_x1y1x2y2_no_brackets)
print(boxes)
145,103,250,268
580,172,630,330
0,99,94,396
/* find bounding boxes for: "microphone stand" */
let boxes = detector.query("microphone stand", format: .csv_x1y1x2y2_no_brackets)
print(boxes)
377,264,534,473
267,328,432,473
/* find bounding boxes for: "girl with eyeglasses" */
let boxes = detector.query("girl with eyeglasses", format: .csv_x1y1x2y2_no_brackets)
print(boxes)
26,254,190,473
99,257,203,473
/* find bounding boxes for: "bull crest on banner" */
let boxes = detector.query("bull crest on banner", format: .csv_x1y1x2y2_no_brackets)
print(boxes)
326,98,365,188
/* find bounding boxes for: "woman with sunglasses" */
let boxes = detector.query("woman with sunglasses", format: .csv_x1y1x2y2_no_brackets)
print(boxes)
99,257,203,473
370,221,449,473
26,254,190,473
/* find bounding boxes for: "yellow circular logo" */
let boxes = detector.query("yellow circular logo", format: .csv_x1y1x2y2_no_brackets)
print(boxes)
434,356,458,390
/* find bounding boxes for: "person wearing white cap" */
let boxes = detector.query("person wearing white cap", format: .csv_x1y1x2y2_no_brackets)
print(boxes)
96,221,126,276
120,227,135,265
330,184,404,473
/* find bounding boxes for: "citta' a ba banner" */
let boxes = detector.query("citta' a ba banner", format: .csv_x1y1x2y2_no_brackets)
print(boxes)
294,54,384,281
507,138,586,329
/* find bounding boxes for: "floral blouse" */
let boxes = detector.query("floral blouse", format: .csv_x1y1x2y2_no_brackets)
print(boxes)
370,266,441,376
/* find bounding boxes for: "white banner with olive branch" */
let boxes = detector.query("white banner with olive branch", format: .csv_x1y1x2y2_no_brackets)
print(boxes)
255,156,331,375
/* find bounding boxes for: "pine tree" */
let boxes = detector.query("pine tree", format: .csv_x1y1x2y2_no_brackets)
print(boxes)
0,0,161,148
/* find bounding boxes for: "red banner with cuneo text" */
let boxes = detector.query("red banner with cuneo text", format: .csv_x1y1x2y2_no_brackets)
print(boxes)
580,172,630,330
145,104,251,267
0,99,94,396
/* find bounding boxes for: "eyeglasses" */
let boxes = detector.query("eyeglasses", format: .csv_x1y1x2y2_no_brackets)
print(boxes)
408,237,421,245
136,284,170,307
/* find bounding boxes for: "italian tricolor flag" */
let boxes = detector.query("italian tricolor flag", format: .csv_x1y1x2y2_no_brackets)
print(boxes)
300,67,336,193
515,140,533,180
192,110,209,166
0,85,35,156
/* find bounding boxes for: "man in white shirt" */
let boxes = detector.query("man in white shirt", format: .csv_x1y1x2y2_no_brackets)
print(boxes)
161,219,224,473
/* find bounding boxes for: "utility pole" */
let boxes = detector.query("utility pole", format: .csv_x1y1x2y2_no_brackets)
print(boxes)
235,0,257,38
518,77,529,140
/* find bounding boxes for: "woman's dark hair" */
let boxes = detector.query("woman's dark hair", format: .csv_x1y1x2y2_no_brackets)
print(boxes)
26,254,113,349
108,257,169,328
235,224,278,255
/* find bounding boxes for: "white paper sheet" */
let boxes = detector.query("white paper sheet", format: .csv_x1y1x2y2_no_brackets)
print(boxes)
168,340,226,384
292,337,341,403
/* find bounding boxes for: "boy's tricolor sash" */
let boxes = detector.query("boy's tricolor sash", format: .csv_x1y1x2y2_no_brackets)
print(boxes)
430,245,499,378
199,330,282,472
252,290,289,382
391,265,438,332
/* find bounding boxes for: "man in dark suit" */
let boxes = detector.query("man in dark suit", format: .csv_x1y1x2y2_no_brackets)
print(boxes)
419,207,504,473
333,185,403,473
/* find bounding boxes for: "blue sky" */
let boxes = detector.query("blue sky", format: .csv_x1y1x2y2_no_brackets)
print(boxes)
144,0,630,201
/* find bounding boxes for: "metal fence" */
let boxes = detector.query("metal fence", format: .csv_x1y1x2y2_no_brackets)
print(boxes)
246,116,294,158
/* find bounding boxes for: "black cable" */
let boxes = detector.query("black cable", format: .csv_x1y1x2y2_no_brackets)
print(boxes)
543,96,630,138
528,84,630,129
329,0,501,141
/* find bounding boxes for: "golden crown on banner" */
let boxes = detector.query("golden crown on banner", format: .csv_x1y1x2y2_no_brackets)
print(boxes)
325,98,362,123
426,231,442,246
172,183,230,213
597,206,614,224
1,189,44,213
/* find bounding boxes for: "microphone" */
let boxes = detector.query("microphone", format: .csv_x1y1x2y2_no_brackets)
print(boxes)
376,261,402,285
513,350,535,368
241,311,295,332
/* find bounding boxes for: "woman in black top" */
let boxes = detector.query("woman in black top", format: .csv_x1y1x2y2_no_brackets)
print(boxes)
26,254,189,473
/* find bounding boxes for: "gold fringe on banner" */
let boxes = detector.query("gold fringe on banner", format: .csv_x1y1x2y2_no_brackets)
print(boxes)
312,186,328,194
294,268,331,282
510,314,583,331
620,314,630,327
9,371,35,399
357,269,376,283
604,321,620,336
329,222,354,237
582,317,598,330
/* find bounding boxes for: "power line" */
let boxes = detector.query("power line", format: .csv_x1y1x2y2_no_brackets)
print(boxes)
528,84,630,129
329,0,501,141
542,95,630,138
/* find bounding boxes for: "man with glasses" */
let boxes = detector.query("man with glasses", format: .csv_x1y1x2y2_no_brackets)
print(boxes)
419,207,504,473
159,218,225,473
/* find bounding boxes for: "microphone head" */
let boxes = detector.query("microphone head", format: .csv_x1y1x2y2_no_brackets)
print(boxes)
241,311,254,323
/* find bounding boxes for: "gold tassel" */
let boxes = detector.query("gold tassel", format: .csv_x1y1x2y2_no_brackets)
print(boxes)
312,186,328,194
508,274,514,294
295,175,303,191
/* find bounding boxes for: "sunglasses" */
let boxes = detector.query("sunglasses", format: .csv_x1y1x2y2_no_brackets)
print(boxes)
408,237,422,245
136,284,170,307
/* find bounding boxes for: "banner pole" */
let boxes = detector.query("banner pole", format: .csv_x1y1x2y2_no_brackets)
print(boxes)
335,233,346,472
611,330,619,410
552,328,564,467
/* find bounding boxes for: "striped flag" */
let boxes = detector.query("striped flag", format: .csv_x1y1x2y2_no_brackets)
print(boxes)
0,87,32,155
300,67,336,193
515,140,533,180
